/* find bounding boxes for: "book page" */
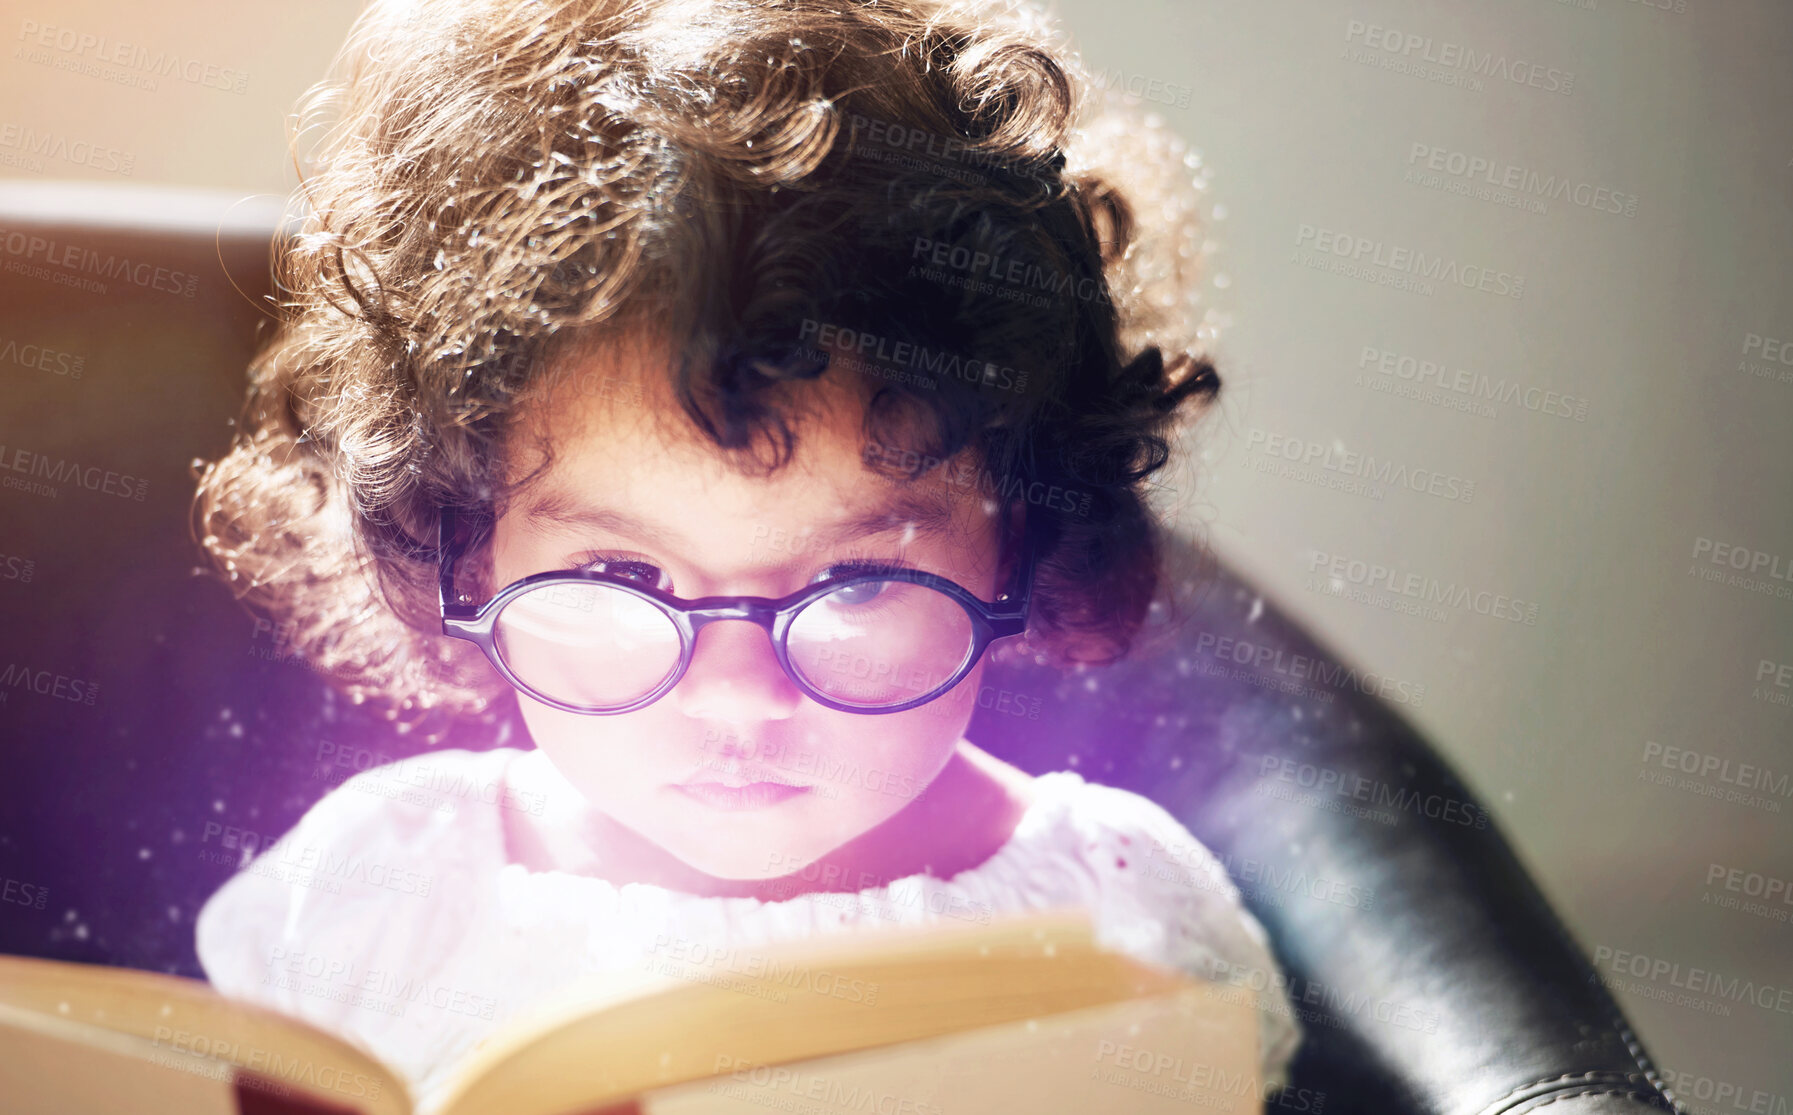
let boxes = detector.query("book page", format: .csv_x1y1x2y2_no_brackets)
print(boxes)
0,1002,239,1115
436,915,1263,1115
435,913,1193,1115
0,956,410,1115
643,985,1263,1115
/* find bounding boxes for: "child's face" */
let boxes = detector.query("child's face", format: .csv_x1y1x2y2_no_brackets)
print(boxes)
487,338,1009,881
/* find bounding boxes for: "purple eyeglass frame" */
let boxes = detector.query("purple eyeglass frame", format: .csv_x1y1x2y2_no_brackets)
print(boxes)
436,505,1035,715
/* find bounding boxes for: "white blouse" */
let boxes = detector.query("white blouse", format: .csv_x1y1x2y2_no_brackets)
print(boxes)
196,746,1300,1113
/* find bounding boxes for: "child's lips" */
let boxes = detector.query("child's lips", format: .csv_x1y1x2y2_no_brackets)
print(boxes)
674,759,815,811
673,779,811,812
684,761,807,790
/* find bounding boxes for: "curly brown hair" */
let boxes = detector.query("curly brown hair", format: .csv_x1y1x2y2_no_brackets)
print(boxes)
192,0,1226,729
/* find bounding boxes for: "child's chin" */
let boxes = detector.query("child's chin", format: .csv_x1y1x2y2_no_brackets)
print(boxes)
667,833,838,886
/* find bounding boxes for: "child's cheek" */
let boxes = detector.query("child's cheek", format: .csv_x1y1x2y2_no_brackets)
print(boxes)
516,701,687,802
918,660,986,733
814,704,966,820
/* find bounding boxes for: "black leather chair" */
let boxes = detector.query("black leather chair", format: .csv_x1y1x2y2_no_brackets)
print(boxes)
0,184,1683,1115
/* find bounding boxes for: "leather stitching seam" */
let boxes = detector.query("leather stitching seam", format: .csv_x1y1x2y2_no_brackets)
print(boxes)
1477,1073,1675,1115
1522,1088,1677,1113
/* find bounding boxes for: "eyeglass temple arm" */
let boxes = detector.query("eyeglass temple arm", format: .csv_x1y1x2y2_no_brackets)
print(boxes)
989,519,1038,635
438,506,479,625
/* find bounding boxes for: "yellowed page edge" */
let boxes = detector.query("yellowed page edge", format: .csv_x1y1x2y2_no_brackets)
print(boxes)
0,954,412,1115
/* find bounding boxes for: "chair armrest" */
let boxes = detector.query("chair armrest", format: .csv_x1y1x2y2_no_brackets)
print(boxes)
967,538,1683,1115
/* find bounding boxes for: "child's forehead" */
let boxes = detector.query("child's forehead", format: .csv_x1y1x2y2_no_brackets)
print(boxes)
515,467,969,556
517,328,947,479
518,413,966,523
504,335,985,534
523,350,859,467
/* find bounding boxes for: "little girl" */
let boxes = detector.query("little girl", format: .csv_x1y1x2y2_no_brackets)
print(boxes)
192,0,1300,1108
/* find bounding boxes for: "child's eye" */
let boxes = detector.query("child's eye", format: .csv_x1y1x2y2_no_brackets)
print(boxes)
823,578,891,606
574,553,672,591
811,559,907,604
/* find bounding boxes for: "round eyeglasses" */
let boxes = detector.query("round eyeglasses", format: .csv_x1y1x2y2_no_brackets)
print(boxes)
436,507,1035,715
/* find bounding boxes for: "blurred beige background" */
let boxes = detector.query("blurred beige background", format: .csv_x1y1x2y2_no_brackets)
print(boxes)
4,0,1788,1104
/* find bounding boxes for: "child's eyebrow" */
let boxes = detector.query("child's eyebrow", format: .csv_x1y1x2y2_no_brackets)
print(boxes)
522,489,961,551
524,494,677,548
821,491,960,548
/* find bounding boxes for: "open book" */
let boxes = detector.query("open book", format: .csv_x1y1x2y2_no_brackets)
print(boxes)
0,912,1263,1115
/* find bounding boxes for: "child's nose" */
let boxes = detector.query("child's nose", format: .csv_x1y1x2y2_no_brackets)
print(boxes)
673,619,802,722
